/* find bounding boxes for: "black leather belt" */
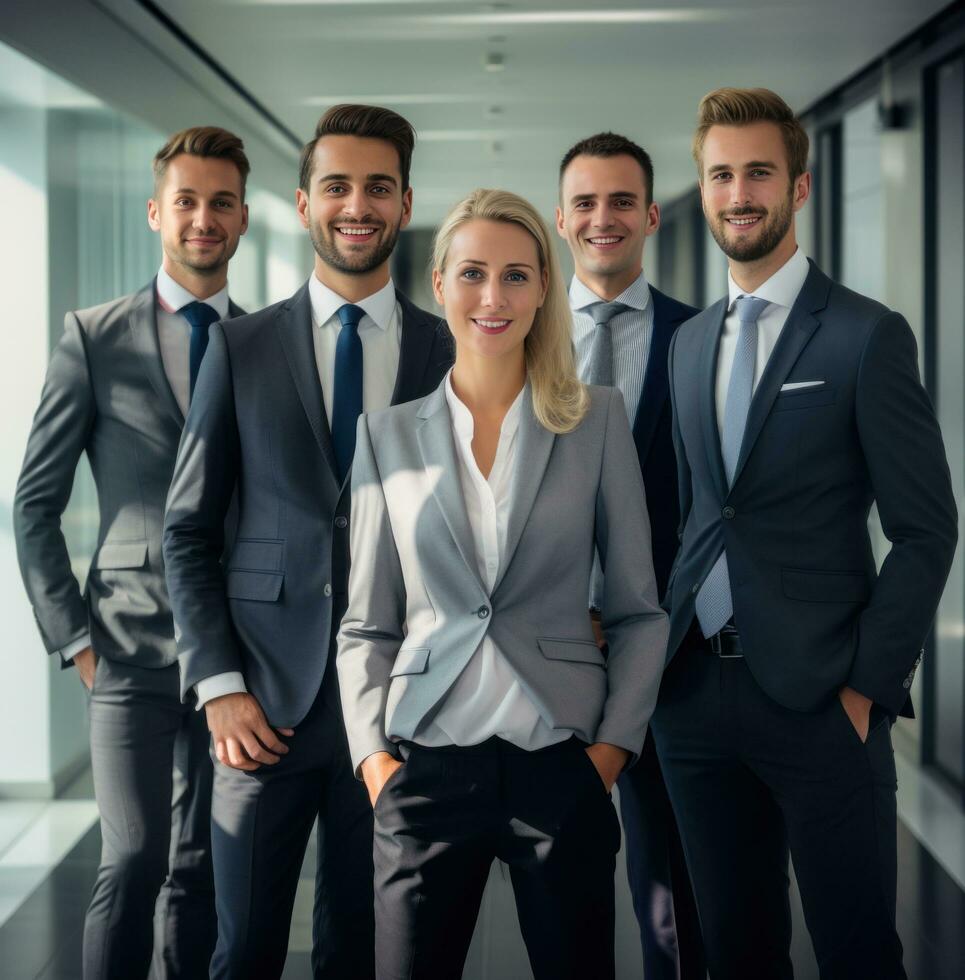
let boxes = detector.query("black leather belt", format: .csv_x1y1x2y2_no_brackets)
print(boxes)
706,624,744,658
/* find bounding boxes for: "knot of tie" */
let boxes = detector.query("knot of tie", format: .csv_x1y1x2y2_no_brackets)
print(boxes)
589,300,632,328
734,295,769,325
180,301,220,400
337,303,366,331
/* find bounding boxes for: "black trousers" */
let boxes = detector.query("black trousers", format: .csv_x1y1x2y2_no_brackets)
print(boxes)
651,627,906,980
84,656,215,980
373,736,621,980
617,729,706,980
208,662,374,980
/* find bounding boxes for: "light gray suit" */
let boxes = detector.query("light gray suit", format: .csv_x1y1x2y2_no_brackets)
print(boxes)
14,280,243,979
337,379,669,776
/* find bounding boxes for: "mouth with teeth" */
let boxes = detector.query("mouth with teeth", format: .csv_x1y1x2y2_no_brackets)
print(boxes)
724,213,765,231
585,235,624,250
471,317,512,335
334,225,380,243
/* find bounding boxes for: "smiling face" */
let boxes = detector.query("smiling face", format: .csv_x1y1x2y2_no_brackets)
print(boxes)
556,153,659,297
296,134,412,286
147,153,248,279
699,121,809,267
432,218,548,364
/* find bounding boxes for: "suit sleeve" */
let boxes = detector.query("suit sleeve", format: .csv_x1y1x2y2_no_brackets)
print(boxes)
14,312,96,655
163,323,244,699
594,388,671,763
336,414,407,777
851,312,958,714
664,328,692,612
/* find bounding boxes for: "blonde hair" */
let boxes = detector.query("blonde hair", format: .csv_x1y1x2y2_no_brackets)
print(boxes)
692,87,810,182
432,188,588,434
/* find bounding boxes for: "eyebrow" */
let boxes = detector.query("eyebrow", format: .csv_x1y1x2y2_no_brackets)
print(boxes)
318,172,398,186
569,191,639,204
457,259,536,270
172,187,239,199
707,161,777,174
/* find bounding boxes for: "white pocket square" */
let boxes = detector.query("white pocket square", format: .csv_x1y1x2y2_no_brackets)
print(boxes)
780,380,825,391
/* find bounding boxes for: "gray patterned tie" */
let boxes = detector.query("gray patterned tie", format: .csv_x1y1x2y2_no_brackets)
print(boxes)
586,301,631,387
694,295,769,637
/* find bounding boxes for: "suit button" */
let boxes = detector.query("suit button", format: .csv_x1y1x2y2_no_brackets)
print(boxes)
477,606,490,619
324,584,332,597
335,516,348,529
722,506,736,520
692,584,700,595
903,679,912,689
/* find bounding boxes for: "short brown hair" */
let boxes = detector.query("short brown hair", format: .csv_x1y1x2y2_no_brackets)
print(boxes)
299,104,416,192
153,126,250,196
692,88,810,182
559,132,654,205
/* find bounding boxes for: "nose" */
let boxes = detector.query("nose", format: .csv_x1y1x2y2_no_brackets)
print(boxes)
193,204,216,230
481,279,507,309
342,187,369,220
591,204,613,228
730,176,752,207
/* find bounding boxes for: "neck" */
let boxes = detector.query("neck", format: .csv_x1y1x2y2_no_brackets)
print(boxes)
162,256,227,300
450,348,526,420
314,257,390,303
575,262,641,302
729,234,797,294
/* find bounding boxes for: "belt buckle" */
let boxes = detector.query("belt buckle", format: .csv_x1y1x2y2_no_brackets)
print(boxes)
711,629,743,658
709,632,722,655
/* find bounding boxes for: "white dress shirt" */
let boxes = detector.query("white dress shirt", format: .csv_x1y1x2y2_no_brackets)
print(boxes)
194,275,402,709
715,248,810,440
570,270,654,428
59,267,231,664
413,373,572,750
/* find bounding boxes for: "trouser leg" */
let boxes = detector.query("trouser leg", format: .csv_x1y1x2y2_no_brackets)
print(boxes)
652,646,793,980
84,658,181,980
617,728,706,980
151,699,216,978
502,739,621,980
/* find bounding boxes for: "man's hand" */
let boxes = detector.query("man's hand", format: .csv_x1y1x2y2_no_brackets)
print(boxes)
838,686,873,743
205,692,295,771
585,742,630,793
360,751,404,808
74,646,97,691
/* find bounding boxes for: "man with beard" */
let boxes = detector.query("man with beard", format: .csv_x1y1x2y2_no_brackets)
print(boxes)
653,87,957,979
555,133,704,980
14,127,250,978
163,105,451,979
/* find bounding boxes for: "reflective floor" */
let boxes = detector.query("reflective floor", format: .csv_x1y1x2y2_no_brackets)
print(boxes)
0,763,962,979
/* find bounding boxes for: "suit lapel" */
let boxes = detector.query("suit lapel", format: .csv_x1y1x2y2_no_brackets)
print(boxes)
493,386,555,594
697,299,729,500
730,265,830,488
128,280,184,427
415,385,483,589
275,282,340,488
391,292,441,406
632,290,676,463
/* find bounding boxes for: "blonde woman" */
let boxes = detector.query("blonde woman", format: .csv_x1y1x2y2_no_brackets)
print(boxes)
336,189,669,979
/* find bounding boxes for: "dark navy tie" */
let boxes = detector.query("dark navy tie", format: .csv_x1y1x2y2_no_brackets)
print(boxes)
180,301,220,400
332,303,365,483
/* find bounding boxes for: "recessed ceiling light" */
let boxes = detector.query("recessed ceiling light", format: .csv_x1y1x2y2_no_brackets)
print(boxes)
484,52,506,72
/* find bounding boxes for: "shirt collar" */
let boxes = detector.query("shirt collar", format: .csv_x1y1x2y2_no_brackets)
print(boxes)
155,266,230,319
727,247,809,313
309,274,396,331
568,269,652,313
444,369,524,443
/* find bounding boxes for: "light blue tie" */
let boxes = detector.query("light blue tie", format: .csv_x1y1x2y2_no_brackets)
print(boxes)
694,295,769,637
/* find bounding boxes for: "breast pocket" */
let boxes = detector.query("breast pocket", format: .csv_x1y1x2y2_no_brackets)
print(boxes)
772,385,836,412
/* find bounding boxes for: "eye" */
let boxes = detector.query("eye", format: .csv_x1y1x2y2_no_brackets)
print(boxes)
574,201,593,209
750,169,771,178
326,183,346,194
460,268,483,281
214,199,234,209
614,198,635,208
175,197,192,207
711,172,731,182
505,270,528,283
369,185,390,195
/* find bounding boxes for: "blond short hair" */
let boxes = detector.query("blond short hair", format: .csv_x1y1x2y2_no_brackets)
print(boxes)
432,188,588,434
693,87,810,182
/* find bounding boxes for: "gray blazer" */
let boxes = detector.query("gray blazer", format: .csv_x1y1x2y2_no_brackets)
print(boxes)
336,380,670,776
14,280,244,667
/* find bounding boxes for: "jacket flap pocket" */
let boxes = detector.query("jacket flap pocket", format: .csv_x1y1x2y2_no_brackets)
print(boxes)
390,647,430,677
781,568,871,603
225,569,284,602
228,538,284,572
93,542,148,570
537,637,605,666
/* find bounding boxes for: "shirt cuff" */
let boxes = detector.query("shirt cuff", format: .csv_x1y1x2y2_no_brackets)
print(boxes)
58,634,92,664
195,672,247,710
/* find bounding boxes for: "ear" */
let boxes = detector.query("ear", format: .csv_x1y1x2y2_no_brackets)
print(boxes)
792,171,811,212
645,201,660,237
431,267,445,307
147,198,161,233
295,187,310,230
538,265,549,306
240,202,250,236
555,205,566,238
400,187,413,231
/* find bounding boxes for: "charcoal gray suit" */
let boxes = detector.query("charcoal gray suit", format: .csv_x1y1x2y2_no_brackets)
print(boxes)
163,279,451,979
654,260,958,979
14,280,244,979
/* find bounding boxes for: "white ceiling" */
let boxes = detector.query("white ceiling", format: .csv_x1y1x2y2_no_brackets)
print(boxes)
157,0,945,226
